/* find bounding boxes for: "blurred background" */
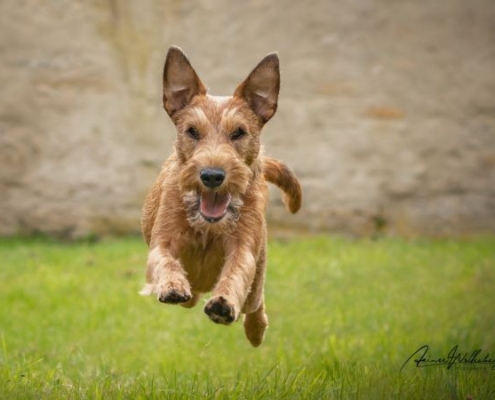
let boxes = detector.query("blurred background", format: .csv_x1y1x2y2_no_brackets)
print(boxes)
1,0,494,239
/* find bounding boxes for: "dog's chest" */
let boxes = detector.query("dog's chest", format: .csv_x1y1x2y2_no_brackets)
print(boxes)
179,236,226,292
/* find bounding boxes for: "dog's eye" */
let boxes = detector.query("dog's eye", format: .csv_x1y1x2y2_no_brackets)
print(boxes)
186,127,200,140
231,128,246,141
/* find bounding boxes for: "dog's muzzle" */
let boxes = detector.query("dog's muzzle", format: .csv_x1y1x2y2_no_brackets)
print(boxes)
198,168,231,223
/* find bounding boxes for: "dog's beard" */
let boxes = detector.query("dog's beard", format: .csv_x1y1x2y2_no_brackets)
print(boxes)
182,190,243,233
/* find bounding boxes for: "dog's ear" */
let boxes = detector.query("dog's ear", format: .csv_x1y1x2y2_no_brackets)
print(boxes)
163,46,207,117
234,53,280,124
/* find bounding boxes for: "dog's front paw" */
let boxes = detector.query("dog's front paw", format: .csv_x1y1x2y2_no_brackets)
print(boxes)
158,286,192,304
204,296,238,325
140,279,192,305
158,279,192,304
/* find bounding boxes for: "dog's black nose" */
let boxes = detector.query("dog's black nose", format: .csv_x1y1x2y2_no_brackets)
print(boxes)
200,168,226,189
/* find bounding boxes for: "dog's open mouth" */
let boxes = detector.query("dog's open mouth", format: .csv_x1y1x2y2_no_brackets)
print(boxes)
199,191,231,223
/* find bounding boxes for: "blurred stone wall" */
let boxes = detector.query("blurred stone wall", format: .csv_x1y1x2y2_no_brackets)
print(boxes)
1,0,494,238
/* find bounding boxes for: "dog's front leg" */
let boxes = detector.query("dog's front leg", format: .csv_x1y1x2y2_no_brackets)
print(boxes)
204,244,257,325
140,245,192,304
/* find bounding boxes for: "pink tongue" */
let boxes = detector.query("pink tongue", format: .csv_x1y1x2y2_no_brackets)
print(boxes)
200,192,231,219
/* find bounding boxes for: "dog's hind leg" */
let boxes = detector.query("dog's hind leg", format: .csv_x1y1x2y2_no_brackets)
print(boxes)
180,292,202,309
242,241,266,315
244,299,268,347
242,242,268,347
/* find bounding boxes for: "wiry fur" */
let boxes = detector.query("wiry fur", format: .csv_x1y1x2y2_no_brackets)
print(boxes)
140,46,302,346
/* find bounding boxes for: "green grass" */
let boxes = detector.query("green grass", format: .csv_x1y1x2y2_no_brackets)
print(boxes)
0,235,494,399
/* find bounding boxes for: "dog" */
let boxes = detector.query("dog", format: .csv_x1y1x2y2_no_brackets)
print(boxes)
140,46,302,346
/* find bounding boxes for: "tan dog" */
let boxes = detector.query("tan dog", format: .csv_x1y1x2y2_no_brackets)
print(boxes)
140,46,301,346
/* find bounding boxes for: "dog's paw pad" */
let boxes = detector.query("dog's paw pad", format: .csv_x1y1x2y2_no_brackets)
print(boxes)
204,296,237,325
158,289,192,304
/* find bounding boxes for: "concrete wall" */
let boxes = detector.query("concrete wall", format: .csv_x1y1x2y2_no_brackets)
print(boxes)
1,0,494,238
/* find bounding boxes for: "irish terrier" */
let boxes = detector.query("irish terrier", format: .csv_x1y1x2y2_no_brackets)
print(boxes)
140,46,302,346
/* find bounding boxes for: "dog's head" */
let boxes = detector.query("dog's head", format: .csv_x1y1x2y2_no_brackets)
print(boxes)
162,46,280,230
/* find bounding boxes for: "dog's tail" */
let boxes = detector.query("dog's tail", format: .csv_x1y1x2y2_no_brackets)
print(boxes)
263,157,302,213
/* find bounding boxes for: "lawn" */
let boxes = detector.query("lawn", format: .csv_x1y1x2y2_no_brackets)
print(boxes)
0,235,494,399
